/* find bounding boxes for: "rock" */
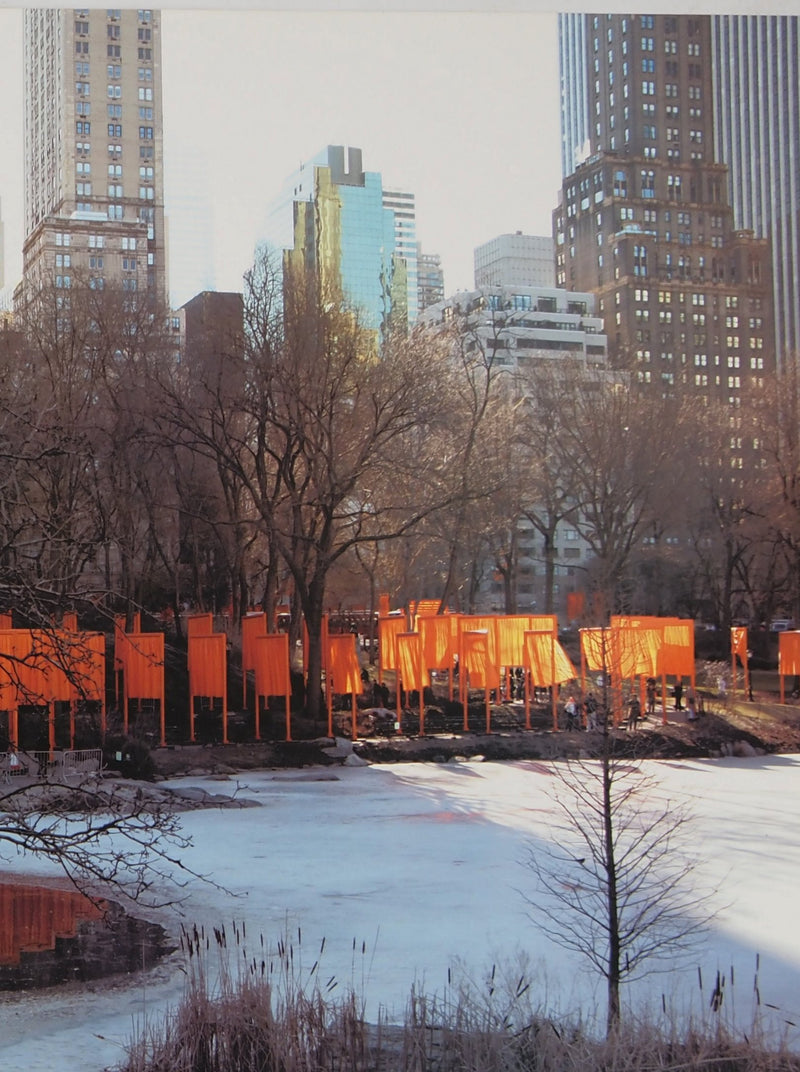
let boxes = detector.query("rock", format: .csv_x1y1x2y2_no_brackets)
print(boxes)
732,739,758,757
343,753,368,766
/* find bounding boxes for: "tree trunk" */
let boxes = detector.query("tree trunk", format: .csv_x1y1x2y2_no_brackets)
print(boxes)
602,733,622,1035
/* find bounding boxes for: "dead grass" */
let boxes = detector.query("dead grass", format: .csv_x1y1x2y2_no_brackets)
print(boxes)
122,925,800,1072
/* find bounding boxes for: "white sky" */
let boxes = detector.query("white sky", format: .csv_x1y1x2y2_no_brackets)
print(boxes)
0,4,564,305
1,3,792,305
4,756,800,1070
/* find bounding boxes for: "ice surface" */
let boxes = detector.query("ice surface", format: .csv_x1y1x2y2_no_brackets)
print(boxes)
2,755,799,1071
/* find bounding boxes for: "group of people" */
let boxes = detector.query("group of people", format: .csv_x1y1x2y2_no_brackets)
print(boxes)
563,693,601,731
562,674,704,734
672,677,701,720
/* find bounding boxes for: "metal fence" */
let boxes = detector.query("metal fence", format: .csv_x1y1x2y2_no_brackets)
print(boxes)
1,748,103,781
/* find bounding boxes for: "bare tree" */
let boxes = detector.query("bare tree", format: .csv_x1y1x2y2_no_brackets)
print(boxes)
551,374,686,616
0,776,212,909
523,726,711,1034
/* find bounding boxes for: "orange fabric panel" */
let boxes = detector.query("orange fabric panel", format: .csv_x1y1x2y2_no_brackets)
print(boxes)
731,627,748,658
581,627,608,671
460,630,500,689
188,613,215,638
61,612,78,632
253,633,290,699
0,630,30,709
17,631,52,704
411,599,443,628
45,630,105,702
241,613,268,674
611,626,661,678
379,614,407,671
124,633,165,699
419,616,454,670
378,594,391,617
114,615,126,670
566,591,585,621
523,632,577,686
397,632,424,691
114,613,140,669
39,630,75,702
327,634,361,694
495,615,555,666
659,622,695,677
189,634,227,699
0,613,11,630
457,616,499,668
779,632,800,677
72,633,106,702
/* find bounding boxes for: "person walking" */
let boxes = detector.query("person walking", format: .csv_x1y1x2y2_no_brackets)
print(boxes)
673,677,684,712
686,684,698,721
627,696,641,731
646,677,657,717
585,693,598,730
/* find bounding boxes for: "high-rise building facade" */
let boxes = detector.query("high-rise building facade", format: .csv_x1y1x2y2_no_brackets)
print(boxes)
559,12,797,368
416,244,445,313
21,8,166,305
474,233,556,289
263,145,412,338
555,13,775,402
711,16,800,364
382,186,418,326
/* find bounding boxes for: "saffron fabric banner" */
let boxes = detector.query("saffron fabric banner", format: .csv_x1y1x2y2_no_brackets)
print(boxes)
188,634,227,699
241,613,268,676
460,630,501,689
419,615,454,671
397,632,424,692
779,631,800,677
731,626,748,658
253,633,290,699
327,634,361,695
379,614,408,672
187,613,215,638
496,614,556,667
523,632,576,687
122,633,165,699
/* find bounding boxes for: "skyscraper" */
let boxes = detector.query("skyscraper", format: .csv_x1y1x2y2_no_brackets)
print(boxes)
474,233,556,288
416,244,445,313
382,186,418,326
21,8,166,305
559,12,798,367
711,16,800,363
263,145,412,338
555,13,774,406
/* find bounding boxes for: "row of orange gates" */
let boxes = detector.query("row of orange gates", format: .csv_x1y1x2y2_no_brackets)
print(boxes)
0,607,792,749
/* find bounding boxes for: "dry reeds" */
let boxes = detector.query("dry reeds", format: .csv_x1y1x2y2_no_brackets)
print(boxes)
123,930,800,1072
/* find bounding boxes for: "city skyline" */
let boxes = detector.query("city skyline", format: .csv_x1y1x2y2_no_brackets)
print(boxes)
0,6,563,306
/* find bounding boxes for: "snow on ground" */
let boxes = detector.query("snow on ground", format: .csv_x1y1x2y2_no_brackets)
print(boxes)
2,755,800,1072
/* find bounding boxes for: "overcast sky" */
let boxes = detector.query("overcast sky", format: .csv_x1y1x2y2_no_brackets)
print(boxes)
0,5,563,304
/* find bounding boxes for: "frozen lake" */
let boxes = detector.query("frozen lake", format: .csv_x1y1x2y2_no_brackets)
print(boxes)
2,753,800,1071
